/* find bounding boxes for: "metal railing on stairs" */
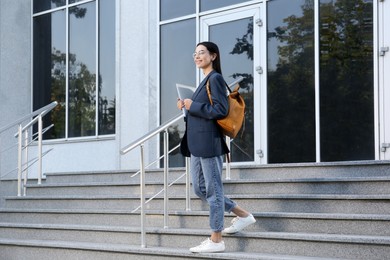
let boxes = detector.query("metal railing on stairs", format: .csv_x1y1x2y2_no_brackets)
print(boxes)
0,101,58,196
119,78,243,248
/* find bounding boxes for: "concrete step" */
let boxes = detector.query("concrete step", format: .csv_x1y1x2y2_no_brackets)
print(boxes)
0,238,335,260
43,169,186,184
24,176,390,196
1,161,390,259
0,225,389,259
1,210,389,237
42,161,390,184
4,194,390,214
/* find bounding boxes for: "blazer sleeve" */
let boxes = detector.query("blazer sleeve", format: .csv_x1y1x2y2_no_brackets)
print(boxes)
189,73,228,120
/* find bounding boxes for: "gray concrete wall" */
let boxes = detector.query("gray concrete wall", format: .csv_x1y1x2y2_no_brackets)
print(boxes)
0,0,31,179
0,0,162,178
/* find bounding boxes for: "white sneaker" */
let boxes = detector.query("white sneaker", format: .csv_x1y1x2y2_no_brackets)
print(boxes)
223,214,256,234
189,238,225,253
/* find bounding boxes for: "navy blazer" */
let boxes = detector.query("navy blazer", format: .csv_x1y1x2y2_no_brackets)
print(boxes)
182,70,229,158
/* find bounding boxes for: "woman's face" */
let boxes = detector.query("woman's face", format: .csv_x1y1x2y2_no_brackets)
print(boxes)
193,45,216,71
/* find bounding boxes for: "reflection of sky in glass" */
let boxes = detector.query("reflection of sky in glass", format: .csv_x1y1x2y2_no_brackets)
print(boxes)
160,0,195,20
52,10,66,55
210,18,252,84
200,0,249,12
267,0,304,71
69,2,96,74
33,0,66,13
160,19,196,122
99,0,115,102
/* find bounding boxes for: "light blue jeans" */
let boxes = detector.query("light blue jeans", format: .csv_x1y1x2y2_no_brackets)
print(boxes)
190,155,237,232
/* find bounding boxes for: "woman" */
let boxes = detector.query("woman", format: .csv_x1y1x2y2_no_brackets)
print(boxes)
177,41,256,253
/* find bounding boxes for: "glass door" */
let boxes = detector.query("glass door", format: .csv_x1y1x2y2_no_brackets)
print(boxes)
201,6,264,164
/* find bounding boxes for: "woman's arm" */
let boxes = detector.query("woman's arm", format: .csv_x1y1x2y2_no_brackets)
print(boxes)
189,74,228,120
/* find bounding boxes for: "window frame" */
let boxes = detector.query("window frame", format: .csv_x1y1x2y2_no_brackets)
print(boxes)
32,0,116,141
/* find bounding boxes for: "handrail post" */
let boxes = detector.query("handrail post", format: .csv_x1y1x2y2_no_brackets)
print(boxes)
23,130,29,196
163,129,169,228
37,114,43,184
140,144,146,248
185,157,191,211
226,136,231,180
17,125,22,196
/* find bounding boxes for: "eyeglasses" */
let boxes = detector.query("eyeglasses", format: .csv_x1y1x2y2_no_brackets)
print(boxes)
192,50,208,58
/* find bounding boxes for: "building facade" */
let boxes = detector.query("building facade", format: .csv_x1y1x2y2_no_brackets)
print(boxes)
1,0,389,179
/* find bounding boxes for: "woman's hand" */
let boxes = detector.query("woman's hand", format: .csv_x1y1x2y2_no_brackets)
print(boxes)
177,98,192,110
177,99,184,110
183,99,193,110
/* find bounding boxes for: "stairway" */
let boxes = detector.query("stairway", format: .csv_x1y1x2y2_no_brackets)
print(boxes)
0,161,389,259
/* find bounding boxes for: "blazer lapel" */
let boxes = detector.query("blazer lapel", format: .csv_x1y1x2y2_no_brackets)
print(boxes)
191,71,216,100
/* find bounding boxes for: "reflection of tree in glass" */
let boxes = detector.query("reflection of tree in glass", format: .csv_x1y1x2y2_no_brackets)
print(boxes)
267,0,373,163
50,48,66,138
51,0,87,18
267,1,315,163
230,18,253,91
68,53,96,136
50,48,115,137
229,18,255,161
319,0,374,161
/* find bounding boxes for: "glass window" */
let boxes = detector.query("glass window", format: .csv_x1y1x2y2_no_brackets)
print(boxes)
33,0,116,139
210,18,255,162
33,9,66,139
160,19,196,166
98,0,116,135
200,0,249,12
319,0,374,161
69,0,84,4
267,0,316,163
160,0,195,21
68,2,96,137
33,0,66,13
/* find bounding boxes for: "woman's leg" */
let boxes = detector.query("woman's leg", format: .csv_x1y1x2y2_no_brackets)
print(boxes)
189,155,226,253
190,155,207,201
199,155,225,235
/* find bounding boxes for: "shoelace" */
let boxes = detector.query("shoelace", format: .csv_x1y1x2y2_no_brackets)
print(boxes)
230,216,240,225
201,238,211,245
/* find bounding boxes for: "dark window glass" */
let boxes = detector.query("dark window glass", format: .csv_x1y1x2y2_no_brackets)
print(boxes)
34,0,66,13
209,18,254,162
69,0,84,4
33,10,66,139
160,0,195,21
319,0,374,161
200,0,249,12
68,2,96,137
98,0,116,135
160,19,196,166
267,0,315,163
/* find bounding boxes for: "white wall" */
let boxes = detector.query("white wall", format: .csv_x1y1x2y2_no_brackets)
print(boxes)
117,0,159,171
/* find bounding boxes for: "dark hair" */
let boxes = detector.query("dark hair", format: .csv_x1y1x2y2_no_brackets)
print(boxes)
197,41,222,75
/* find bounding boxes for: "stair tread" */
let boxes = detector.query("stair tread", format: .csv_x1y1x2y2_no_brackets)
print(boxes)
1,208,390,220
0,237,336,260
0,225,389,245
5,194,390,200
25,175,390,188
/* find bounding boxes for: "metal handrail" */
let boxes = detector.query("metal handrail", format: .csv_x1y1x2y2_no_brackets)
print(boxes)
119,78,242,248
120,113,186,248
120,114,232,248
0,101,58,196
120,113,184,154
0,101,58,134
